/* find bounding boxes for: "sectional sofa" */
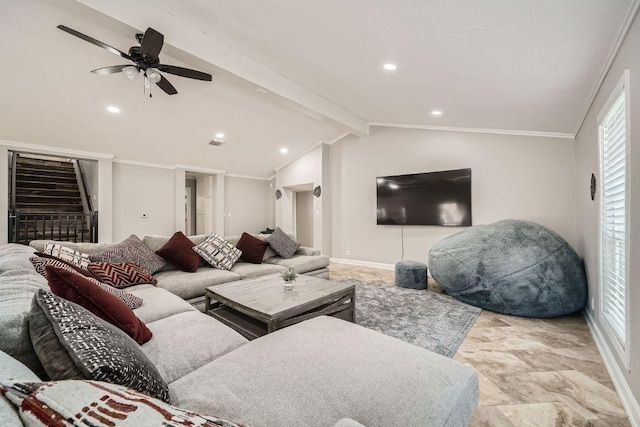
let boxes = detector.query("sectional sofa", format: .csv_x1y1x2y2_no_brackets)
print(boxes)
30,233,330,310
0,240,479,426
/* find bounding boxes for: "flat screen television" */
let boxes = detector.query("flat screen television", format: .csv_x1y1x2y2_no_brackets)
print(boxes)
376,168,472,226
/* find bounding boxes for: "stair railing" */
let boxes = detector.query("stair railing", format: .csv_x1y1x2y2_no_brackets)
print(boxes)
8,211,98,245
9,151,18,211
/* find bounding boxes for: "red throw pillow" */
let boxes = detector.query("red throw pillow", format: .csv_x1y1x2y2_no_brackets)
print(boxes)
155,231,202,272
45,265,152,344
236,232,269,264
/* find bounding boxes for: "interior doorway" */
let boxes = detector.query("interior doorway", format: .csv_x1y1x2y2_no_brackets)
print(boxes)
185,183,196,235
295,189,314,247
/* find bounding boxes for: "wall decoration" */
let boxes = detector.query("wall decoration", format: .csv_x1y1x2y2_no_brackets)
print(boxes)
590,173,596,201
313,186,322,198
275,189,282,200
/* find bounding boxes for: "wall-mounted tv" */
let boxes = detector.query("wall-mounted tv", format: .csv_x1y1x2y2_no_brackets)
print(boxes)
376,168,472,226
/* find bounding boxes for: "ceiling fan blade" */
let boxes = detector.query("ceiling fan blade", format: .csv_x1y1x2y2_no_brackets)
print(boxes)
156,74,178,95
157,65,212,81
57,25,132,60
91,65,129,75
140,27,164,59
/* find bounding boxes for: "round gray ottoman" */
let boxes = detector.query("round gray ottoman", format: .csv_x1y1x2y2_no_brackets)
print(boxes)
428,219,587,318
395,261,427,289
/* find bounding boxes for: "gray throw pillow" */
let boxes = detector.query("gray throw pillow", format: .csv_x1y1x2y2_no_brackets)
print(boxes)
30,290,169,402
89,234,166,274
266,227,301,259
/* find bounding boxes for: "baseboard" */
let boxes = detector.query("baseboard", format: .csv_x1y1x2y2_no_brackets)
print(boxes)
329,258,395,271
585,311,640,426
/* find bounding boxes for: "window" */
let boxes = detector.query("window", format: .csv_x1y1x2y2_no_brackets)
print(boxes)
598,70,630,369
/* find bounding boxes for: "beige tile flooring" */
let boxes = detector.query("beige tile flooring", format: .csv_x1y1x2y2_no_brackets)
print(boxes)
329,263,631,426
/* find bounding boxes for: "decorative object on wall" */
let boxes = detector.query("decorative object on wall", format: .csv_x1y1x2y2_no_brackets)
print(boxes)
590,173,596,201
313,186,322,198
275,189,282,200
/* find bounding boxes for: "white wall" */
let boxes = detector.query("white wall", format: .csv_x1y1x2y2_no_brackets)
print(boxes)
112,162,176,240
78,159,99,210
224,176,271,236
330,127,577,265
574,11,640,415
275,144,331,253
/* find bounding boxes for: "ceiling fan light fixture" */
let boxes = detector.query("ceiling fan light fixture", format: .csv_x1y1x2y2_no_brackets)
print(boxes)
123,66,139,80
146,68,161,83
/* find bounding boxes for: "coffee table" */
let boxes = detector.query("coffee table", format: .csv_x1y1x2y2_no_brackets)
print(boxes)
204,273,355,340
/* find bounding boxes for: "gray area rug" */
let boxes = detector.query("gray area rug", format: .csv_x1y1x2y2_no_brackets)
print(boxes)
344,279,481,358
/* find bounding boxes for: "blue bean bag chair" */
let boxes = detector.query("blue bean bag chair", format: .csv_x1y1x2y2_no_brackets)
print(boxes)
428,219,587,318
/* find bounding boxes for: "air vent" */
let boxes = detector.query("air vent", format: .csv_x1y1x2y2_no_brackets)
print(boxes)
209,139,225,146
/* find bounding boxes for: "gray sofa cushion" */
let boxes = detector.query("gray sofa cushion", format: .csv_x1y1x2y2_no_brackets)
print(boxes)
0,350,38,427
0,244,38,272
169,316,478,427
153,267,241,300
264,254,330,274
0,267,49,377
131,287,197,324
230,261,286,279
142,311,248,384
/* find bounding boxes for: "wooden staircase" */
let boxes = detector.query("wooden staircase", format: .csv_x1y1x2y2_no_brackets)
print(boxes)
10,155,96,244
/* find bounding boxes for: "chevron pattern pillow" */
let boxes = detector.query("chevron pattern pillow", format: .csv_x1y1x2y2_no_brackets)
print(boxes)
88,262,157,288
30,257,143,309
193,233,242,271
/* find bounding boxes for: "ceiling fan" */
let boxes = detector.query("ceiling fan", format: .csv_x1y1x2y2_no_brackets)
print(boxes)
57,25,212,96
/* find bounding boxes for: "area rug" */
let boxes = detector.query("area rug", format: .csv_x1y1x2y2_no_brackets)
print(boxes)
344,279,481,358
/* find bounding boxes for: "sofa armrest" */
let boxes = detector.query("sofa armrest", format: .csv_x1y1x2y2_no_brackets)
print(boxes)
297,246,320,256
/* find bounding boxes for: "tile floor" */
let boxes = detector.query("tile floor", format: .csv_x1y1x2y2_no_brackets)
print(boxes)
329,263,631,426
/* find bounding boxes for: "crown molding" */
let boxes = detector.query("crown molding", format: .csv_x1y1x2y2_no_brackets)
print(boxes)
113,158,175,169
175,164,226,175
369,122,574,139
574,0,640,137
0,140,114,160
226,173,270,181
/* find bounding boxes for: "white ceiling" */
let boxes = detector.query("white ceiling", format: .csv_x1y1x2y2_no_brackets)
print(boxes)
0,0,636,177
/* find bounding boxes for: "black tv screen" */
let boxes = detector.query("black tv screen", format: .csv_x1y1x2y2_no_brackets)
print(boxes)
376,168,472,226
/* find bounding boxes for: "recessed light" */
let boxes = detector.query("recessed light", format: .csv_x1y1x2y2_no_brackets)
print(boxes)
431,110,443,116
280,147,289,155
383,63,397,71
215,132,225,139
106,106,120,114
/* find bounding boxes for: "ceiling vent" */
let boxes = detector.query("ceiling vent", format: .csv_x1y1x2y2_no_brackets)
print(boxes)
209,139,225,146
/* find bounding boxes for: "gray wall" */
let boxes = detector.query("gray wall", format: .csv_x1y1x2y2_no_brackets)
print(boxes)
112,164,271,241
330,127,577,265
224,176,271,236
574,11,640,411
112,162,176,240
